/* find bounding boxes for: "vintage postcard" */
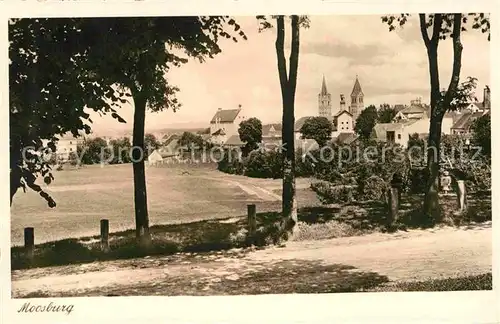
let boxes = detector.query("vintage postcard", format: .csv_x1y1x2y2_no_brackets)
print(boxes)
1,0,498,323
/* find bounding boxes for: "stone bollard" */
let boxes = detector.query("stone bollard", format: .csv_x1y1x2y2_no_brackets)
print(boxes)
247,204,257,244
456,180,467,212
100,219,110,253
24,227,34,263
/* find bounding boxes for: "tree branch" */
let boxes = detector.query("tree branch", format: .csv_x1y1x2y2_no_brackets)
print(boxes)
288,15,300,99
419,14,431,47
430,14,443,44
275,15,288,92
442,14,463,113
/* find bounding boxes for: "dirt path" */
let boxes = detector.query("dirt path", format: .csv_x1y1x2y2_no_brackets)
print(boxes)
11,224,491,297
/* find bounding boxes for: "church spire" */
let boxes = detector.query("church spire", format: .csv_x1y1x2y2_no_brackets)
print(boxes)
351,75,363,97
320,75,329,95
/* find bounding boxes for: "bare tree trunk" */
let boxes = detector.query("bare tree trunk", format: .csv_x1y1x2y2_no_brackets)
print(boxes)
420,14,463,224
275,15,300,242
131,90,151,248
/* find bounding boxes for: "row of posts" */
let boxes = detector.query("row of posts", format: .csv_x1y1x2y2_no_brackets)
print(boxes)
23,219,111,263
22,181,466,261
23,207,260,262
387,172,467,226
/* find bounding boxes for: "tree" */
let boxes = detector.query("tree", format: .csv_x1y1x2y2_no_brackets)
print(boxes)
257,15,310,241
354,105,378,140
178,131,205,151
300,116,332,147
9,19,131,207
378,103,397,123
10,17,247,247
68,151,79,166
382,13,489,223
238,117,263,156
471,114,490,157
78,137,110,165
144,133,160,155
109,137,133,164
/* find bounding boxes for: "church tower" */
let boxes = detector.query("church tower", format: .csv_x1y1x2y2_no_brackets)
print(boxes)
349,75,364,121
318,75,332,120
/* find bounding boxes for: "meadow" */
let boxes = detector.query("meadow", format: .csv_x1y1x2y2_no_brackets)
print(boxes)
10,163,318,246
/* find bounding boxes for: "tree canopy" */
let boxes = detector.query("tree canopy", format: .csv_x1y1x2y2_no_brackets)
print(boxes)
377,104,397,123
10,17,247,207
471,114,490,157
300,116,332,147
238,117,263,155
354,105,378,140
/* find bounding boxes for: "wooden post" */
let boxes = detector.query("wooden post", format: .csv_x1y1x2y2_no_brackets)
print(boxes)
247,204,257,243
100,219,110,253
24,227,34,262
387,186,399,226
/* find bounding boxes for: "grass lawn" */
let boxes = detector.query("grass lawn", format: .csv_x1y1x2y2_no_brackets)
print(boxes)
11,186,491,271
10,163,318,245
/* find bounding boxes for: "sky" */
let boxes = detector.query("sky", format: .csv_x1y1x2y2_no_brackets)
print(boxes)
87,15,490,135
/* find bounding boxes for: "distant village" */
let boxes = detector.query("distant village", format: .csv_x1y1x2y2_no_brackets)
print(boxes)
52,76,491,164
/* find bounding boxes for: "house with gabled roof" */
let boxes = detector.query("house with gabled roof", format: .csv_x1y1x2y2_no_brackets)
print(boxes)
209,105,246,145
451,110,489,135
262,123,282,147
393,104,429,122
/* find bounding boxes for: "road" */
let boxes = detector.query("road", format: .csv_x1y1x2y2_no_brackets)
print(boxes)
11,223,491,297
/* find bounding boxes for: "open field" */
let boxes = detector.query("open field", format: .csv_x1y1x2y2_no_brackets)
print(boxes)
10,163,318,246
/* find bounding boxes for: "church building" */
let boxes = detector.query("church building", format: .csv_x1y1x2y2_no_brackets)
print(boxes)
318,75,365,124
318,75,332,120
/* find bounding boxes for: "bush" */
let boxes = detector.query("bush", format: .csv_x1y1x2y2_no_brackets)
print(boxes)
310,181,357,204
408,168,427,194
217,149,244,175
361,175,387,201
244,150,282,179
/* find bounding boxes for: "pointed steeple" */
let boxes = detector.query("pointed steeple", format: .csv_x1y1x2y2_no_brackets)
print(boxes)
320,75,329,95
351,75,363,97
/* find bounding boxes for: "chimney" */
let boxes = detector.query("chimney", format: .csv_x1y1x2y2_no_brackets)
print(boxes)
340,94,346,111
483,85,491,109
218,107,222,111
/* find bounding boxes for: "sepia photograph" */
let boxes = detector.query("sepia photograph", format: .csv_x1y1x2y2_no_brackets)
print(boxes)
2,3,497,323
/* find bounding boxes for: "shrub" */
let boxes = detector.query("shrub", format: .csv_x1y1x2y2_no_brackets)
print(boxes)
244,150,282,179
217,149,244,175
310,181,357,204
408,168,427,194
361,175,387,201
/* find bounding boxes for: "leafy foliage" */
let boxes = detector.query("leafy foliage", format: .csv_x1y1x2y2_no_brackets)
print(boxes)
238,117,263,156
245,150,283,179
144,134,160,153
377,104,397,123
354,105,378,140
178,132,207,151
109,137,133,164
471,114,490,157
10,16,247,207
300,116,332,147
78,137,110,165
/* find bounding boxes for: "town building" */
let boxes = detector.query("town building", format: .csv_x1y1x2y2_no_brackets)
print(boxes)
51,133,80,162
450,85,491,136
318,75,332,120
262,123,282,148
208,105,246,145
317,75,365,123
349,76,364,122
